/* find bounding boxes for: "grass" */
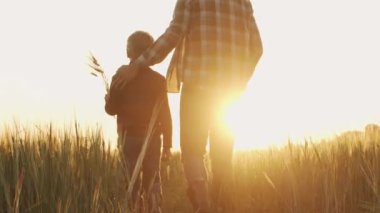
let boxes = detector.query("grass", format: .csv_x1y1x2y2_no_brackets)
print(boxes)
1,123,380,212
0,123,126,212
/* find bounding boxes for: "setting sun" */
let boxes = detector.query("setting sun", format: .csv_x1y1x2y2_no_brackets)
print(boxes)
222,89,292,150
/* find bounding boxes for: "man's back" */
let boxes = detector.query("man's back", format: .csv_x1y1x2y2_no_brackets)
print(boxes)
136,0,262,91
182,0,256,85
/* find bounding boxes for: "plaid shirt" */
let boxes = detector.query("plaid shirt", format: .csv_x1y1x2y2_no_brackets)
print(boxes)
137,0,263,92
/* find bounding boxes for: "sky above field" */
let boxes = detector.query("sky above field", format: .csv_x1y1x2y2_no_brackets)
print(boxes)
0,0,379,149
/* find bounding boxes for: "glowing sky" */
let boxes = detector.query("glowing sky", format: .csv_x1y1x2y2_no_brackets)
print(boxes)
1,0,379,149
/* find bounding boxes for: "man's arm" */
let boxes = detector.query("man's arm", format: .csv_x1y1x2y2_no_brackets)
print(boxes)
112,0,191,89
137,0,191,66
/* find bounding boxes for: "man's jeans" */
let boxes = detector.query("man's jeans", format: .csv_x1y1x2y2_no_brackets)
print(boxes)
121,134,162,211
180,85,236,211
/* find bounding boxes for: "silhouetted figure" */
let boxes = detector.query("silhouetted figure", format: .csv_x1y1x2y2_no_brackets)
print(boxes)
104,31,172,212
113,1,263,212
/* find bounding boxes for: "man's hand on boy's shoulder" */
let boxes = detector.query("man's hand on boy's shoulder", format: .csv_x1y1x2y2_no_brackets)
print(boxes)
161,147,172,162
112,63,141,89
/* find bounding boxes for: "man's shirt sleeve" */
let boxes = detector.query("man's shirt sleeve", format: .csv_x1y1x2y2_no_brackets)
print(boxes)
136,0,191,66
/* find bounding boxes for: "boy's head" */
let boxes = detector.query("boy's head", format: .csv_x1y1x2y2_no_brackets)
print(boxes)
127,31,154,60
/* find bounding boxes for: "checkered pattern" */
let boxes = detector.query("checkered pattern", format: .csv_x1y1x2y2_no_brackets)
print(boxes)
137,0,262,92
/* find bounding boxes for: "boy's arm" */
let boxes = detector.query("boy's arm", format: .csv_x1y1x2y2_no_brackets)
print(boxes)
104,67,125,115
104,93,118,116
104,94,114,115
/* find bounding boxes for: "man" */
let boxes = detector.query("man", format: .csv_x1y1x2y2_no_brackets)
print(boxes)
113,0,263,212
105,31,172,212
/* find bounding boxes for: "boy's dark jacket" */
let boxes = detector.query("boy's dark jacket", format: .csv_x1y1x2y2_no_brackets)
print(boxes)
105,65,172,148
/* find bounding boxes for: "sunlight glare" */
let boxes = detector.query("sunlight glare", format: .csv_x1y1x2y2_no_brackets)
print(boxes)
220,93,263,150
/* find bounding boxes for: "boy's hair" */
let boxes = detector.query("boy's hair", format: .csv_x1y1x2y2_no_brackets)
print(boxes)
127,31,154,57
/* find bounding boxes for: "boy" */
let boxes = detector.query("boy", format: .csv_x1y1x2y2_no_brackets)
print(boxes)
104,31,172,212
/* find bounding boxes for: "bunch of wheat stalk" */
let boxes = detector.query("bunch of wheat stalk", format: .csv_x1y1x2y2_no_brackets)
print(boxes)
88,52,110,93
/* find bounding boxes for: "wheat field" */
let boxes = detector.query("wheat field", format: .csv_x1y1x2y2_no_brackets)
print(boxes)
1,123,379,213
